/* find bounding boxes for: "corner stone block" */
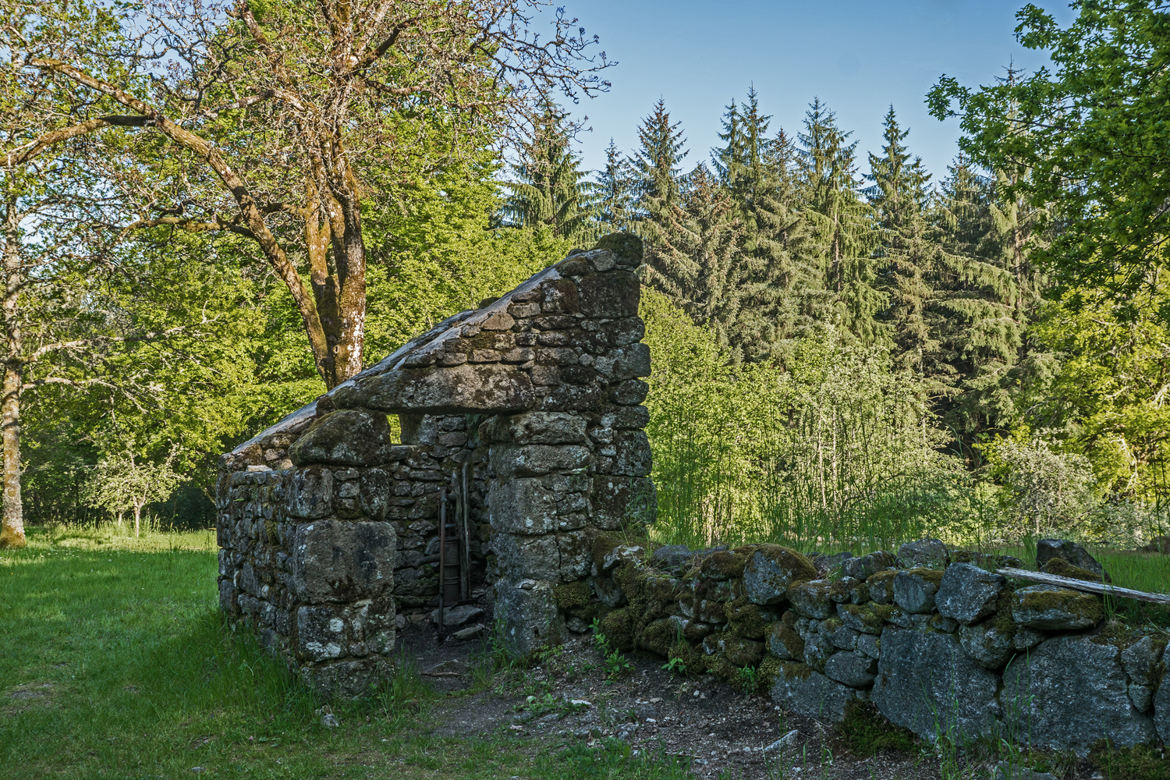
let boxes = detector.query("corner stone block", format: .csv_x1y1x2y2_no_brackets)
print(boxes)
609,343,651,380
300,657,395,700
577,270,640,318
482,412,588,445
1001,635,1156,755
295,604,347,661
285,466,333,519
491,532,561,580
611,430,652,477
291,519,396,602
358,467,390,520
591,475,656,529
494,578,563,658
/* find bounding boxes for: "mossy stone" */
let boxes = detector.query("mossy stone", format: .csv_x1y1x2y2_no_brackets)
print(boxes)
698,548,750,580
1041,556,1107,583
1011,585,1104,631
837,603,892,634
866,569,899,604
742,544,817,605
767,620,805,660
637,617,677,656
666,638,702,675
725,597,769,639
599,608,635,651
553,581,591,610
589,532,621,571
830,576,867,604
758,656,782,688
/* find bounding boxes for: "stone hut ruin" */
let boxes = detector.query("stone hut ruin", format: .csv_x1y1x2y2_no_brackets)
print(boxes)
216,234,654,696
216,233,1170,757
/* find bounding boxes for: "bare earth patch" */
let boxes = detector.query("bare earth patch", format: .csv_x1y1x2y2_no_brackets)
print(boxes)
3,681,58,715
400,624,951,779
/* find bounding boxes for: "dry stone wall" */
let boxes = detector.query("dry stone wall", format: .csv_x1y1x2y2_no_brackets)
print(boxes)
217,234,653,696
588,536,1170,756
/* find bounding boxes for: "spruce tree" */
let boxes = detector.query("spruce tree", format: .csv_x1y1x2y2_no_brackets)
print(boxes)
630,98,688,219
713,87,816,362
797,98,881,343
931,155,1026,440
502,104,598,244
866,106,942,384
640,164,746,359
596,139,633,233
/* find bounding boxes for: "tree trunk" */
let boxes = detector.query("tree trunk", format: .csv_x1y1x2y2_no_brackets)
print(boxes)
133,503,142,538
329,191,367,386
0,361,23,549
0,193,25,549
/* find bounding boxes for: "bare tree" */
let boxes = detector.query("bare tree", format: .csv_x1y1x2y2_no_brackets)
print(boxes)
3,0,610,388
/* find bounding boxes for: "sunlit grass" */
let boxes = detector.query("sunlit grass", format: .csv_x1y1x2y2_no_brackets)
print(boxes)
0,528,688,779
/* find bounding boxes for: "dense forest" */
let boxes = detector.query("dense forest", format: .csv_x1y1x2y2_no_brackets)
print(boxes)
0,0,1167,551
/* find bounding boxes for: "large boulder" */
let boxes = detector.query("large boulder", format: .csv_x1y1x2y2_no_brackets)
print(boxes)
494,579,563,658
743,545,817,606
1001,635,1155,754
936,563,1006,625
871,628,1001,743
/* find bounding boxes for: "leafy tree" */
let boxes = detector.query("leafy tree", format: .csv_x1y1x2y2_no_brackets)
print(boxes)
0,53,130,547
931,156,1030,443
928,0,1170,314
1020,291,1170,501
985,434,1099,538
84,445,182,537
3,0,610,387
502,104,598,244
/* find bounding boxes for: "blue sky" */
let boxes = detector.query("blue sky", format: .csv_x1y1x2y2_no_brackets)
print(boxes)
561,0,1072,184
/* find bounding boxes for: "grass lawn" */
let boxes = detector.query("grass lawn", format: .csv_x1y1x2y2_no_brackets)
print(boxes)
0,527,687,779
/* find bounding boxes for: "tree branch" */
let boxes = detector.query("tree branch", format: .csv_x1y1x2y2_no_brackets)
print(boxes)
3,115,148,168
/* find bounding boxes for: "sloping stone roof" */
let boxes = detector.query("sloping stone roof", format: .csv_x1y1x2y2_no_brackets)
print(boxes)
230,234,640,456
